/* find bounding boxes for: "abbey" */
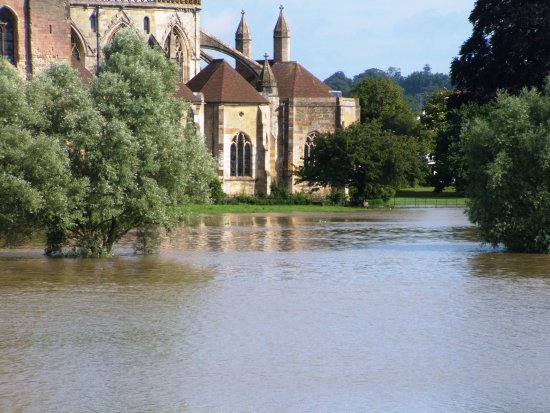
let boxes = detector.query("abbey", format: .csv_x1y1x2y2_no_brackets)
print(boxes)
0,0,359,195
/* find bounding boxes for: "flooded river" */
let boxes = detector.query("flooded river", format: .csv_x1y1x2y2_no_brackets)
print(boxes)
1,209,550,412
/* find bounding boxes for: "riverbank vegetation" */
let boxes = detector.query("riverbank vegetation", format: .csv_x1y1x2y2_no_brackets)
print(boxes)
190,186,466,214
0,29,215,257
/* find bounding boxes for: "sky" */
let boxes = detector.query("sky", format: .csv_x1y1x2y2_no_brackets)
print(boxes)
202,0,477,80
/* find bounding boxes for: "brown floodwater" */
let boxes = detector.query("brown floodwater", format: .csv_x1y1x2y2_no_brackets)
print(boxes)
1,209,550,412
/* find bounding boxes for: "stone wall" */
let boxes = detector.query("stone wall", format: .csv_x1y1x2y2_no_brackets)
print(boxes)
1,0,27,76
286,97,339,191
203,104,270,196
338,97,360,128
29,0,71,73
69,2,201,79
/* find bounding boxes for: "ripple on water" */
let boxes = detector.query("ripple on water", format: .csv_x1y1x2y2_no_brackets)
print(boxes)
1,209,550,413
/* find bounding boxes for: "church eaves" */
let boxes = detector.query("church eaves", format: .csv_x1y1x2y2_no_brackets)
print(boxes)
187,59,268,104
175,82,202,103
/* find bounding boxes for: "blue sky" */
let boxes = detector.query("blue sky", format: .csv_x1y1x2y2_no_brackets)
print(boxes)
202,0,476,80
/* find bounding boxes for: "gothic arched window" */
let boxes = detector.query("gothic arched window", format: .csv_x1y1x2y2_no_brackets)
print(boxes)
164,28,190,82
0,7,17,66
231,132,252,177
144,17,150,34
71,29,84,63
304,132,316,166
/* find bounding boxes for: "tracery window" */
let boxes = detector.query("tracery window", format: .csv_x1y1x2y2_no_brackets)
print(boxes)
164,28,189,82
231,132,252,177
71,29,83,62
304,132,316,166
0,7,16,66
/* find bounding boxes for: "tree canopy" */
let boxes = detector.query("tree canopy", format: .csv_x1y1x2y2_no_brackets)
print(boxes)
296,123,422,203
462,84,550,253
451,0,550,105
0,61,74,246
350,77,419,135
324,65,452,112
0,29,215,257
298,76,428,203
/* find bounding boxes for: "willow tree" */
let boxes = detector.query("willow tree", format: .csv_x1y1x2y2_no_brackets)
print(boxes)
1,29,215,257
0,61,75,246
463,85,550,253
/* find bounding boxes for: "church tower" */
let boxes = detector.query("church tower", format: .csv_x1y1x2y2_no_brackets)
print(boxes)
235,10,252,58
273,5,290,63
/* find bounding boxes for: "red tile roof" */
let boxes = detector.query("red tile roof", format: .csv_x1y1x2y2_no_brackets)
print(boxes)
175,82,202,103
271,62,332,99
187,60,268,104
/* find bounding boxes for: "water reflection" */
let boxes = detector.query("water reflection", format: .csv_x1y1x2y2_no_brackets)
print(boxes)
173,209,479,253
470,252,550,279
1,209,550,413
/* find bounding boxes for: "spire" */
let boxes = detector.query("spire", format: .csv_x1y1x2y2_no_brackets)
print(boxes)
236,10,251,37
258,53,278,96
236,10,252,59
274,5,290,37
274,5,290,63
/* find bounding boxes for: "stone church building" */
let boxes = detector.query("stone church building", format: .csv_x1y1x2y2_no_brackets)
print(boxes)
0,0,359,195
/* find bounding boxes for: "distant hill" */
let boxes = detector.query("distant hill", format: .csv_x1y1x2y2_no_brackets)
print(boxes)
324,65,453,113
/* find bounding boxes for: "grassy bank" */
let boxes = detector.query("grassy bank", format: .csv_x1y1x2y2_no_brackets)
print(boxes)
189,187,467,215
188,204,355,215
383,187,467,208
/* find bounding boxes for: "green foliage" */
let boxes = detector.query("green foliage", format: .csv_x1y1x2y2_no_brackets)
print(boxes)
0,61,74,246
296,123,424,204
462,85,550,252
0,29,216,257
217,181,320,206
350,77,418,135
421,89,459,190
421,90,492,192
269,180,291,200
324,65,452,112
208,176,226,204
451,0,550,105
323,71,352,96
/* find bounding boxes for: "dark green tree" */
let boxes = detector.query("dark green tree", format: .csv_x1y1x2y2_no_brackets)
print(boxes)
324,66,452,111
350,77,419,135
421,89,461,191
451,0,550,105
296,123,423,203
462,85,550,252
324,71,352,96
401,65,452,112
352,68,389,86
